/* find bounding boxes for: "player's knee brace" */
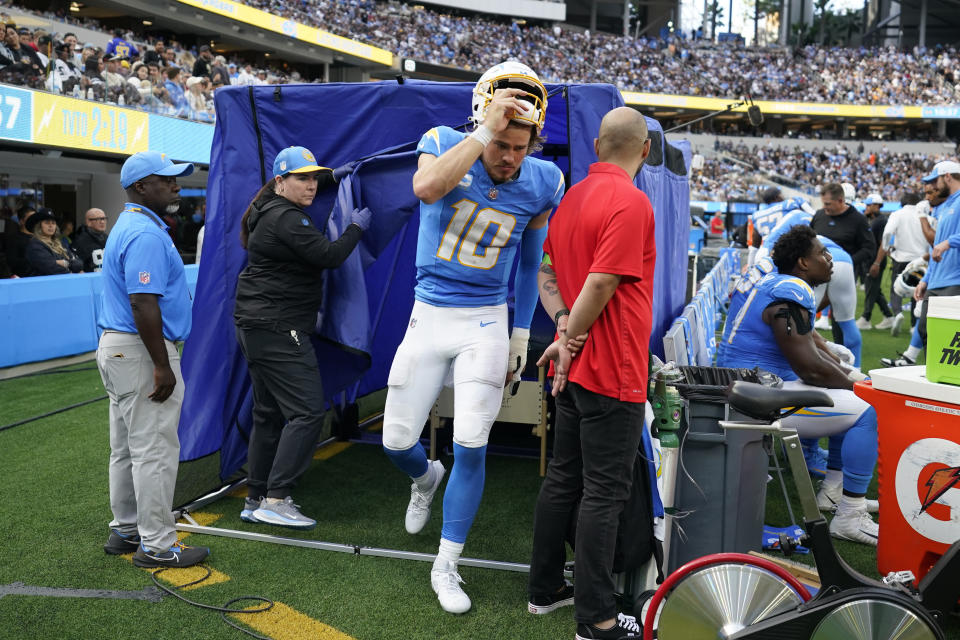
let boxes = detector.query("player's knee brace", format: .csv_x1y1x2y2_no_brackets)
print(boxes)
441,444,487,544
840,407,878,494
382,416,420,451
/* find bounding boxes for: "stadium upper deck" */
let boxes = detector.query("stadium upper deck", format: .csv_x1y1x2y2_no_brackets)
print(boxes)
6,0,959,141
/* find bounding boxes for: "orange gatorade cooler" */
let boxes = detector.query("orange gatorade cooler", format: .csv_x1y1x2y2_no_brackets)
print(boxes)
855,366,960,583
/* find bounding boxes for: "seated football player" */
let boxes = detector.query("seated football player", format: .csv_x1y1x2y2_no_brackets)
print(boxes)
758,206,863,368
719,225,880,546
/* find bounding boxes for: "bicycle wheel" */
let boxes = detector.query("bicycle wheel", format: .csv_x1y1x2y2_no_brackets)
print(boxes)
810,599,939,640
656,563,804,640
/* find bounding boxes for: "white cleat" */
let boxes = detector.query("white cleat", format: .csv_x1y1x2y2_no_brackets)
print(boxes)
875,315,897,330
405,459,445,534
814,316,832,331
855,317,872,331
889,313,904,337
830,508,879,546
431,561,472,614
816,482,879,513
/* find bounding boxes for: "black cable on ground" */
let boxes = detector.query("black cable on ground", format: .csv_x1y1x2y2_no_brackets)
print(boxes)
0,365,99,381
0,395,108,433
149,565,274,639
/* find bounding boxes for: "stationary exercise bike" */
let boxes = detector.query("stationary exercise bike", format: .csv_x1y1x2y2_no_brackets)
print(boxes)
642,381,960,640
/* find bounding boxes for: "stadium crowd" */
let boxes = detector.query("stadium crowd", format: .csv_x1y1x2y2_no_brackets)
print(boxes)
698,142,951,199
0,0,955,129
0,6,320,123
246,0,959,105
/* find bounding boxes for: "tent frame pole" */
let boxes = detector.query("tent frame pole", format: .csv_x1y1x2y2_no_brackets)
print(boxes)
175,516,530,573
175,432,531,573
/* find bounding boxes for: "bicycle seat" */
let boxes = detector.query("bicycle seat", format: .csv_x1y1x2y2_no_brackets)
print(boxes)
727,381,833,421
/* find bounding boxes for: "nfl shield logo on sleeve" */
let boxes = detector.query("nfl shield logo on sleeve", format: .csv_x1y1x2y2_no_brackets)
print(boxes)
139,271,151,284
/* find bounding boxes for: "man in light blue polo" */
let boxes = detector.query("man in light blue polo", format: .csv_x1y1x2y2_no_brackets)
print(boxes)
97,151,209,568
915,159,960,344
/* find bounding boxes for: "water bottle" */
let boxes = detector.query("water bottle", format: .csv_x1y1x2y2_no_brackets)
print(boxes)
118,94,125,106
86,87,94,100
72,84,80,99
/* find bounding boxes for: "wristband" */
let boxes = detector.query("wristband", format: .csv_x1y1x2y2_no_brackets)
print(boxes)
469,125,494,147
554,309,569,326
846,369,868,382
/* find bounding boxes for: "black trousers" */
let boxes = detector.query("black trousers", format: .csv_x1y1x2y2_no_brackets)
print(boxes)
236,326,325,499
918,285,960,344
861,265,892,321
529,382,644,625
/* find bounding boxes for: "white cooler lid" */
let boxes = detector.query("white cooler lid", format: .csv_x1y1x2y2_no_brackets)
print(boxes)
927,295,960,318
868,365,960,405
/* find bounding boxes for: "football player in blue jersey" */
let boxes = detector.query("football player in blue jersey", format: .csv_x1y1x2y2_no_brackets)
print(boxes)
748,187,816,267
381,61,566,613
721,225,880,545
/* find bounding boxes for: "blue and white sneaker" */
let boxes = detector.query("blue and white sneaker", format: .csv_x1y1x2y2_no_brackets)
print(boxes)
133,541,209,568
104,528,141,555
240,497,262,523
252,496,316,530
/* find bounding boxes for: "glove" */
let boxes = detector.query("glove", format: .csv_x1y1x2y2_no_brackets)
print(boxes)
507,327,530,382
825,341,855,366
349,206,372,231
333,161,356,183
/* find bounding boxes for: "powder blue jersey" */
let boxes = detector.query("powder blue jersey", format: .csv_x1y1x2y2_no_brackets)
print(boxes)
719,272,816,381
718,256,776,362
752,197,815,237
924,190,960,290
414,126,565,307
761,210,852,264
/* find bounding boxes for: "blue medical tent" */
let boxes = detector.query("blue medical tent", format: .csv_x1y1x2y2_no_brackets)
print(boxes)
174,80,690,504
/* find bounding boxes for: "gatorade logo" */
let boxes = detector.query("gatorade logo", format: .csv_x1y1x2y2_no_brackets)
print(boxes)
921,466,960,513
895,438,960,544
937,332,960,366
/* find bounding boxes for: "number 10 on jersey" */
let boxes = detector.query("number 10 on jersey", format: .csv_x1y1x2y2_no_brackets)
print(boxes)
437,199,516,270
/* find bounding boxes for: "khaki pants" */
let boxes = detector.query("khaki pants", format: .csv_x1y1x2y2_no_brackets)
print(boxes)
96,331,183,551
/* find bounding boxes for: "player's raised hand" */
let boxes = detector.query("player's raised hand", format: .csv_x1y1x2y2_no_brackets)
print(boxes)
484,88,534,133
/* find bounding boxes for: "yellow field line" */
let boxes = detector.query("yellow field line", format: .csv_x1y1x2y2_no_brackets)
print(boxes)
112,510,356,638
313,441,352,460
231,602,357,640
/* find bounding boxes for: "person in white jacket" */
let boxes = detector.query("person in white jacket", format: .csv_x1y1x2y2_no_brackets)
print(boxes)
878,192,928,335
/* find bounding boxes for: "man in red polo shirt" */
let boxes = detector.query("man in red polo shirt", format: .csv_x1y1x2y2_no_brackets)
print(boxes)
527,107,654,640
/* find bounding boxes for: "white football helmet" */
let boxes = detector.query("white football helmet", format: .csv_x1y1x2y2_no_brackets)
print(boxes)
893,257,927,299
471,61,548,132
841,182,856,203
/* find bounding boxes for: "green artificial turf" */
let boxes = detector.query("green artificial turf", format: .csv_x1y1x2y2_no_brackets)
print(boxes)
1,269,956,639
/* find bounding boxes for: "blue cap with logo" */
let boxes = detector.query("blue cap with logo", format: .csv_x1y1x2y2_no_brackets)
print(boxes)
273,146,328,178
922,160,960,183
121,151,195,188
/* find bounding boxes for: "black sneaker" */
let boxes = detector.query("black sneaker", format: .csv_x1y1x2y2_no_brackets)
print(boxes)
132,541,210,568
880,352,916,367
528,579,575,614
576,613,641,640
103,529,141,555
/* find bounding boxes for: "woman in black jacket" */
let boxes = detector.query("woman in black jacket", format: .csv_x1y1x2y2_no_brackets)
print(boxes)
25,208,82,275
234,146,370,530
